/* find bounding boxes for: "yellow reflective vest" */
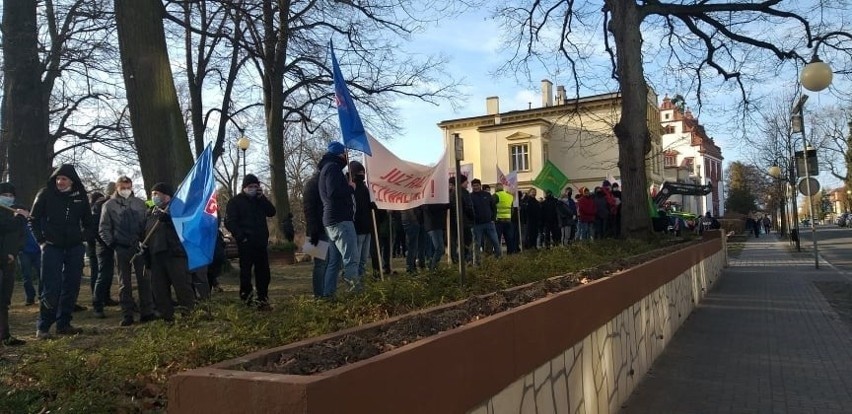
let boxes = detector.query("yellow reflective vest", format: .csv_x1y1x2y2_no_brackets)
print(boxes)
495,191,513,220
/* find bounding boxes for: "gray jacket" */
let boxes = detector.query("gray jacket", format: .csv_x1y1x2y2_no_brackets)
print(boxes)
99,193,148,248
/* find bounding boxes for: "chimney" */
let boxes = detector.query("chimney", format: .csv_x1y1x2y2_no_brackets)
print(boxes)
556,85,566,105
541,79,553,107
486,96,500,115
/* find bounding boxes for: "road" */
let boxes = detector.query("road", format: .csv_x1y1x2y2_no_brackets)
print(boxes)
789,224,852,273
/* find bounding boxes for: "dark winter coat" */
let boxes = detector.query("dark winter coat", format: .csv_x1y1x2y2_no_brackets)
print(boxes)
470,190,496,224
224,191,277,248
449,188,474,229
143,203,185,257
28,164,94,248
0,207,25,258
318,153,354,226
423,203,449,232
353,177,373,235
302,173,324,241
541,195,560,228
91,197,109,245
557,197,577,227
594,192,610,219
520,195,541,228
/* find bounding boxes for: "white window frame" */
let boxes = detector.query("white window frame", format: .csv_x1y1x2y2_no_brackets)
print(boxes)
509,143,530,172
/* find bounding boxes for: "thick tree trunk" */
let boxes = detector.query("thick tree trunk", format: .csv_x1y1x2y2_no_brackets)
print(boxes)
261,0,292,236
115,0,193,189
2,0,52,206
608,1,652,237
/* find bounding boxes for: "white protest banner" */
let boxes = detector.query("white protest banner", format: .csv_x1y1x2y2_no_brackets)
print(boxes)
365,135,449,210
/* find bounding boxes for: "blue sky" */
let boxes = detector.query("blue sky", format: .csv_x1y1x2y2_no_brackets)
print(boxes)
380,6,848,191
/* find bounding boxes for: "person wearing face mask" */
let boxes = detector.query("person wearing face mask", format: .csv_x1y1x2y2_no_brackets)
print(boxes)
96,176,154,326
29,164,95,339
224,174,277,309
142,183,195,321
0,183,28,345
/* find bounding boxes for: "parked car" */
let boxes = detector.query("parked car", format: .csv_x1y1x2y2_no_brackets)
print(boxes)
838,213,851,227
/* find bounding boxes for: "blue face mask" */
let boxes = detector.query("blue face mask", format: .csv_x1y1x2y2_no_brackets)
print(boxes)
0,196,13,207
152,195,163,207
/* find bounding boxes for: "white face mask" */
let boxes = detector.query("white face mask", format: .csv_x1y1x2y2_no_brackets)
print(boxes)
118,189,132,198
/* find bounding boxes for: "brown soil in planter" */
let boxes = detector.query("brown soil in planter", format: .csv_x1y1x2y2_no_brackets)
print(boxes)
251,241,697,376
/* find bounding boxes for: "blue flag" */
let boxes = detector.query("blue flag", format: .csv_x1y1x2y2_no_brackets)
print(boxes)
170,144,218,271
330,41,371,155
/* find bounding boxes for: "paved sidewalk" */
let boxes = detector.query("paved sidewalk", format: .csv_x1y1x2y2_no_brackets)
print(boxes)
620,236,852,414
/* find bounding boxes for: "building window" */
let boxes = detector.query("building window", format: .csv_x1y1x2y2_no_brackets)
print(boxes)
665,114,670,120
664,156,675,167
510,143,530,172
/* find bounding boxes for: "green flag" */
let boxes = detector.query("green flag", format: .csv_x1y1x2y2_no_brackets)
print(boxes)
648,194,659,218
532,160,569,196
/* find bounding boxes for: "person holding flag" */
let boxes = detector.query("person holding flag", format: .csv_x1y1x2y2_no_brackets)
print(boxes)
141,183,195,322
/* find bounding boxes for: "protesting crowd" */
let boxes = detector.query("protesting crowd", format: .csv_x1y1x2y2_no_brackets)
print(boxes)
0,140,672,347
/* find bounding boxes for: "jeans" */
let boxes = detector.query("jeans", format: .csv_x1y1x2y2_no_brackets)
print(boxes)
594,217,609,240
92,244,114,311
18,251,39,303
325,221,360,291
561,225,573,246
311,233,330,297
472,222,501,263
323,237,342,297
403,222,421,273
495,220,516,254
38,244,85,332
419,227,431,269
577,221,592,241
86,241,98,293
355,233,370,277
426,230,445,270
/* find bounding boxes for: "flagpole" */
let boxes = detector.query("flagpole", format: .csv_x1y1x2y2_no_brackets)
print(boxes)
363,159,385,281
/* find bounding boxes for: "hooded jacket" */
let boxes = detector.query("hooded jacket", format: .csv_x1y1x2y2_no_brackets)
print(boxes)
0,205,26,259
29,164,94,248
318,153,354,226
224,189,277,248
352,176,374,234
99,191,149,248
540,194,560,228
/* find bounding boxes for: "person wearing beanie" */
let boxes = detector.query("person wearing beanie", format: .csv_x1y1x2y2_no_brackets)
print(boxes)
96,176,154,325
0,182,28,345
348,161,374,277
30,164,95,339
141,182,195,321
225,173,277,309
318,141,360,293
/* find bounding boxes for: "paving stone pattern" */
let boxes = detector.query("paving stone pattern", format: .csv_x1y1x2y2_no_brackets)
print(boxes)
621,238,852,414
468,251,726,414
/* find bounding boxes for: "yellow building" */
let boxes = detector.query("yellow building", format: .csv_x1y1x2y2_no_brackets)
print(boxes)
438,80,664,193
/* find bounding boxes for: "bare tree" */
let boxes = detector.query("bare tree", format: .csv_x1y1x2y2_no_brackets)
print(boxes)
494,1,852,237
115,0,194,187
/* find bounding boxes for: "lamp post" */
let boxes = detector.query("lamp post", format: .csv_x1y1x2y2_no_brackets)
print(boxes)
237,136,250,179
846,189,851,213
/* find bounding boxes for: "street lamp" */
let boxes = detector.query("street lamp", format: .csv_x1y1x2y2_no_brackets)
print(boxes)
800,31,852,92
237,136,250,178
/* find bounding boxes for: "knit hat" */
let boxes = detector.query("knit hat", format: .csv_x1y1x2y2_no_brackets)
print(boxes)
151,182,174,198
327,141,346,156
242,174,260,189
602,180,611,188
0,182,15,196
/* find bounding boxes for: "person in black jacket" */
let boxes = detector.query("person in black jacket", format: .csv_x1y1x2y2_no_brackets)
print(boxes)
423,202,449,270
348,161,373,277
449,176,474,264
142,182,195,321
0,183,27,345
30,164,94,339
470,179,501,262
521,188,541,250
319,142,359,292
225,174,277,309
540,190,561,248
303,171,340,298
